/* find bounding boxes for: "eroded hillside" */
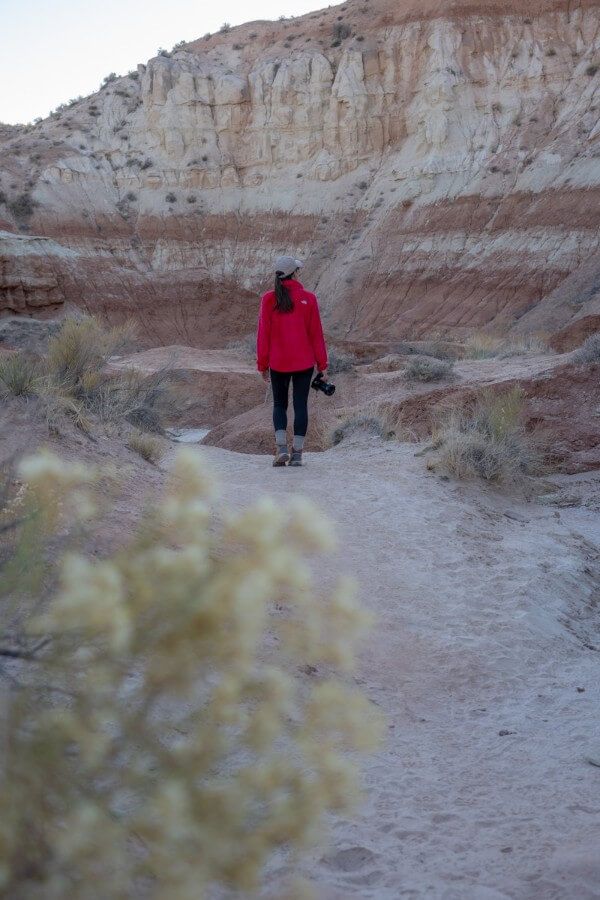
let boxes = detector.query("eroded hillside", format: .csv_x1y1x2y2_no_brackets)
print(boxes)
1,0,600,347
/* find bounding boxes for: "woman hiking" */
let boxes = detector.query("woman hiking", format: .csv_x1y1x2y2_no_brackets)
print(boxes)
257,256,328,467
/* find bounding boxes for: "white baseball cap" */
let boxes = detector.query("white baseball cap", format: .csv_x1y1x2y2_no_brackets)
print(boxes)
274,256,303,278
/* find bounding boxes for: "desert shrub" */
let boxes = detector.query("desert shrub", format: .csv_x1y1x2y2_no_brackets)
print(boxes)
0,352,40,397
0,190,6,204
0,449,380,897
586,65,599,77
329,408,394,446
127,70,139,80
462,334,501,359
498,335,550,357
8,193,35,220
572,332,600,364
46,316,134,395
75,366,178,432
127,429,165,463
165,192,177,203
220,22,231,32
102,72,118,86
125,191,137,202
332,22,351,41
39,386,91,434
434,388,535,482
140,157,153,169
328,348,356,374
404,355,454,382
187,194,197,203
0,318,181,435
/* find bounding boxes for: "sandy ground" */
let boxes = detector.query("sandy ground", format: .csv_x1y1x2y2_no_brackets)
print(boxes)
2,361,599,898
182,436,600,900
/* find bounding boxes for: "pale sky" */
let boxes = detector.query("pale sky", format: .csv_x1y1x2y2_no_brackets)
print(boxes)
0,0,325,124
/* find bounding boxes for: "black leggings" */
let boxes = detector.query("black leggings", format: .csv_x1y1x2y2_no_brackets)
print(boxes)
270,368,314,436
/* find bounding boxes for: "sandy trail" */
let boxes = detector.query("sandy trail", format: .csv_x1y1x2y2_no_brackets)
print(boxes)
185,437,600,900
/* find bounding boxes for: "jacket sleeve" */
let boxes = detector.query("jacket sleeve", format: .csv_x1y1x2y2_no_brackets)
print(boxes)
308,295,328,372
256,295,272,372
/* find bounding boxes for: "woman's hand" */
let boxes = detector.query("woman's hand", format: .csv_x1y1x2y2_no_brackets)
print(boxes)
261,370,270,383
318,370,328,380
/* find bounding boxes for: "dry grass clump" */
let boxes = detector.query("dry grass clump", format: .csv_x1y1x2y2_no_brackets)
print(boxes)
39,387,91,434
572,332,600,364
79,368,177,432
46,315,133,391
463,333,549,359
329,406,394,446
433,388,535,483
403,355,454,382
127,429,165,463
0,449,381,897
3,316,183,436
0,352,41,397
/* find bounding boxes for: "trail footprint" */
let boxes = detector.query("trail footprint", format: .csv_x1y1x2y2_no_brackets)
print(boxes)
321,846,377,872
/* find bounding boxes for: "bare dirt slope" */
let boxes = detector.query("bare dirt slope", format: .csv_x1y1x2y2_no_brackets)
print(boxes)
189,437,600,900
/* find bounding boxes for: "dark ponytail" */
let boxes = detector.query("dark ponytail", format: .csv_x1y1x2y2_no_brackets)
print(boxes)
274,271,294,313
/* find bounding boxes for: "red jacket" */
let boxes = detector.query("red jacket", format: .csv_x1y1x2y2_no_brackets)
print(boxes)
257,279,328,373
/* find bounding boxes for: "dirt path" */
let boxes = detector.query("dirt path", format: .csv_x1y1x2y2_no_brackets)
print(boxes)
183,437,600,900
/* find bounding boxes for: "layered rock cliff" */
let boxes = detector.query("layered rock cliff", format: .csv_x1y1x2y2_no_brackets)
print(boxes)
2,0,600,345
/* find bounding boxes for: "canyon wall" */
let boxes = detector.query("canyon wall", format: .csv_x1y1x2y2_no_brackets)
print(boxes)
1,0,600,345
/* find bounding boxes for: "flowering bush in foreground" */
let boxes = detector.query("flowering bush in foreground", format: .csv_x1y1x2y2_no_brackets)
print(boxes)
0,449,380,899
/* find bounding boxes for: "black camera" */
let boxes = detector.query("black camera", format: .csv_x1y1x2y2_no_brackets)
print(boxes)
311,372,336,397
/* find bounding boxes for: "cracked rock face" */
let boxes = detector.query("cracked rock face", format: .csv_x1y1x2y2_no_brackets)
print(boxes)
1,0,600,346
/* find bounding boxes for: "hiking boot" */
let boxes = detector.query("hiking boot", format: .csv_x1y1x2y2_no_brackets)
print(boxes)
288,450,303,467
273,449,290,467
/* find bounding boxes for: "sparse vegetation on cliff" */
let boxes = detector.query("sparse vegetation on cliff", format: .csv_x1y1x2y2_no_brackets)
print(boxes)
7,192,36,221
332,22,352,43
